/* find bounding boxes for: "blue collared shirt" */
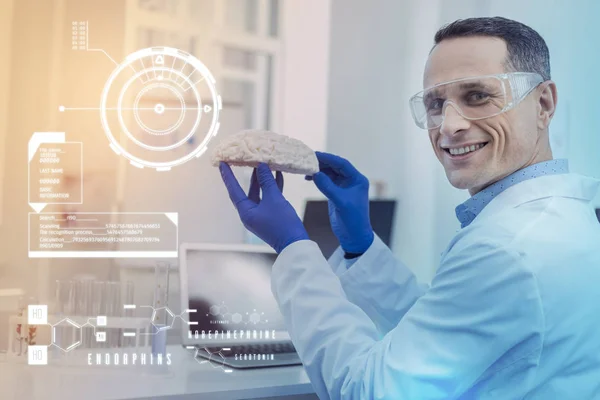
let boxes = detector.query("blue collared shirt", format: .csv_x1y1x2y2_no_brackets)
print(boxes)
455,159,569,228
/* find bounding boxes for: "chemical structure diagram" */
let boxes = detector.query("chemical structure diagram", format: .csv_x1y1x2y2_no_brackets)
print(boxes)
17,314,109,360
24,303,271,368
180,302,273,373
185,346,233,373
22,304,197,365
207,302,268,325
137,305,196,335
50,316,104,352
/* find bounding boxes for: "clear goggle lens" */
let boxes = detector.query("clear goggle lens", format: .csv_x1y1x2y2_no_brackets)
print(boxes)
409,73,543,129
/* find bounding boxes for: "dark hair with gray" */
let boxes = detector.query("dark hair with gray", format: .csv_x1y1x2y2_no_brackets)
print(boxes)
433,16,551,80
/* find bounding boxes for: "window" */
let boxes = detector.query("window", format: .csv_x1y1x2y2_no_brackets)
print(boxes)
224,0,259,34
223,47,257,71
129,0,283,130
138,0,180,15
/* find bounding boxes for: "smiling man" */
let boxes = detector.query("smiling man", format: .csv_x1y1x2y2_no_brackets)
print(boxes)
420,27,555,196
219,17,600,399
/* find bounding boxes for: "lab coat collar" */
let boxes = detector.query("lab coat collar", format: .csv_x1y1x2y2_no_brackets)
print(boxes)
475,173,600,224
456,159,569,228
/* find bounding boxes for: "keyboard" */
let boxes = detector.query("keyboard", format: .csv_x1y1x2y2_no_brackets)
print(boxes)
196,342,302,368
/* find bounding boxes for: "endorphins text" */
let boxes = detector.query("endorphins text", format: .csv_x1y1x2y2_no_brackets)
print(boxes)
87,352,172,366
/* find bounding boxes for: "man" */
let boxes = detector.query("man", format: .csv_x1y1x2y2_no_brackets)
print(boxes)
219,17,600,399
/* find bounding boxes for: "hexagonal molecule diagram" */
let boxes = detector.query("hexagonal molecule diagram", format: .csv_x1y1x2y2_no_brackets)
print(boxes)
132,305,197,339
249,312,261,324
191,347,233,373
231,313,243,324
148,306,176,334
207,302,267,325
51,318,82,352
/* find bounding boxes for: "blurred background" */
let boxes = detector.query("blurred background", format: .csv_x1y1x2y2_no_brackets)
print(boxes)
0,0,599,350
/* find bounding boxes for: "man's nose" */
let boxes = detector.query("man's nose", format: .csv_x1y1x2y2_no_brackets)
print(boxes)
439,102,470,136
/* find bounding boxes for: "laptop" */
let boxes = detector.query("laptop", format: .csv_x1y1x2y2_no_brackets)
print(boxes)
303,199,397,258
179,243,302,369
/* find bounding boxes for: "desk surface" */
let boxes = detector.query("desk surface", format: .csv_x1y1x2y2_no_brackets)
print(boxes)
0,345,315,400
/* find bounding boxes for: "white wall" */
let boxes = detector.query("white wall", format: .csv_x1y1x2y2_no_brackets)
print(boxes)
0,0,14,231
1,0,58,291
277,0,331,213
327,0,449,282
483,0,600,202
326,0,600,282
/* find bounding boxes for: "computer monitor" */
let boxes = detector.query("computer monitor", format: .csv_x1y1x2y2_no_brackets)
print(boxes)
179,243,289,347
302,199,397,259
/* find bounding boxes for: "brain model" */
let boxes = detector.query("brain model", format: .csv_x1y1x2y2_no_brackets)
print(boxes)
211,129,319,175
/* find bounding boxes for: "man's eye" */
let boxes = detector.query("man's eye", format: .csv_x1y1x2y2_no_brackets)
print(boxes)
467,91,491,103
426,99,444,112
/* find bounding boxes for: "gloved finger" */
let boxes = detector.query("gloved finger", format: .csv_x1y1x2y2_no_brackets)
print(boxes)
315,155,354,185
313,171,341,203
318,166,342,182
219,162,252,212
256,163,280,197
276,171,284,192
248,168,260,203
315,151,359,177
305,175,314,181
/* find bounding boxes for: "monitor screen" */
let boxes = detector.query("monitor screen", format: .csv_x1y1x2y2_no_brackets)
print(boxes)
303,200,397,259
185,248,285,335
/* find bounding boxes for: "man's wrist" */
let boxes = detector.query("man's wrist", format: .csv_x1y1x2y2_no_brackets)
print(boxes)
344,251,364,259
278,232,310,254
342,230,375,259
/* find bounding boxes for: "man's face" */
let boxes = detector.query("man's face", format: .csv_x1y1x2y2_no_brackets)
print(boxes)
424,36,545,194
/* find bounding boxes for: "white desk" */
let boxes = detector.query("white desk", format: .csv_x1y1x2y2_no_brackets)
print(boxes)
0,345,317,400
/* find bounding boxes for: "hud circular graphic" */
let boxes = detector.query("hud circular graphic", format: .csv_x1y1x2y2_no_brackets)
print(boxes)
100,47,222,170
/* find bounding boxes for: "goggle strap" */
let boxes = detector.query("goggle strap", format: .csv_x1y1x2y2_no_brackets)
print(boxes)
510,73,543,102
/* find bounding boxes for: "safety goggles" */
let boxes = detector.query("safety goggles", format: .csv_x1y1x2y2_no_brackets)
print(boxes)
409,72,544,130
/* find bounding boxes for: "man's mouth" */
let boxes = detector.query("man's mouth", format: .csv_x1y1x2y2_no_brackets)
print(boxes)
441,142,489,158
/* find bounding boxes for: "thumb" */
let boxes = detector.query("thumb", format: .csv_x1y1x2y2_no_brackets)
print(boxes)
256,163,279,196
313,172,341,202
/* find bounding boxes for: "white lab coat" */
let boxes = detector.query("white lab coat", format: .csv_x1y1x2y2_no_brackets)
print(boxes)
271,173,600,399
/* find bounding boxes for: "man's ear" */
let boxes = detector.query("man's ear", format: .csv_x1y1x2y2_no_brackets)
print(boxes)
538,80,558,130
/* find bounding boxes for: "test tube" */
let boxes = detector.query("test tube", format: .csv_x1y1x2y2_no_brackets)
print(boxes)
55,280,69,314
13,297,26,356
154,262,170,320
92,281,106,349
152,262,170,356
107,282,122,348
54,281,67,355
78,280,94,348
62,281,77,354
122,281,135,348
66,280,76,316
123,281,134,311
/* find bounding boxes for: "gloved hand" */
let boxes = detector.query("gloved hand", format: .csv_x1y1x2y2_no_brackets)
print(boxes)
306,152,374,254
219,162,309,254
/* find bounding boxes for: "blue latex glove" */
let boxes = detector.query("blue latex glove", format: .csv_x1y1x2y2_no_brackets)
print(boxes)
306,152,374,254
219,162,309,254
